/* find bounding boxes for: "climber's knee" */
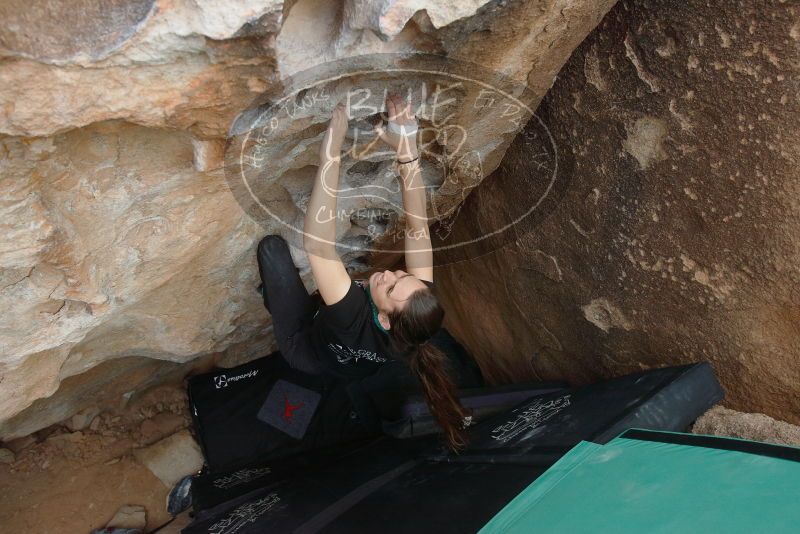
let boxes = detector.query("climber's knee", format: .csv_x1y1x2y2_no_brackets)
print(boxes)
257,235,289,261
257,235,298,281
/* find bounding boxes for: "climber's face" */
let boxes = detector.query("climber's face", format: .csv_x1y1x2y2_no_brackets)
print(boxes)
369,269,427,319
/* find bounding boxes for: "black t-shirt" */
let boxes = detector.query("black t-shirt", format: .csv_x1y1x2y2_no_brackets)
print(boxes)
311,279,432,379
310,279,481,431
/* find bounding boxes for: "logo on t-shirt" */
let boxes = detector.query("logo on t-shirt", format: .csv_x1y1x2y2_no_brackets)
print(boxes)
327,343,387,365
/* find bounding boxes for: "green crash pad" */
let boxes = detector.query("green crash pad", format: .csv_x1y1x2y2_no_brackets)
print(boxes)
481,429,800,534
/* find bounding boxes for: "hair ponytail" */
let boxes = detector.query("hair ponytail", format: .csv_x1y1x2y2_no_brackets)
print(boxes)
409,341,469,451
388,287,469,452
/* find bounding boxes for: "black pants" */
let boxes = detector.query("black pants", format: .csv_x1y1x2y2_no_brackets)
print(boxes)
257,235,326,374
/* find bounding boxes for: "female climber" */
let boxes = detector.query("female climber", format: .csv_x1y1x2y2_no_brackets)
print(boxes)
256,93,470,451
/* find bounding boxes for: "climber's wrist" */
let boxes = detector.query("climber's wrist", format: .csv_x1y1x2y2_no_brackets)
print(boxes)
396,141,419,162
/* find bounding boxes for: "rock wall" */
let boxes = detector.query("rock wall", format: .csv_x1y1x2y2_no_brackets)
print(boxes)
0,0,617,439
437,0,800,423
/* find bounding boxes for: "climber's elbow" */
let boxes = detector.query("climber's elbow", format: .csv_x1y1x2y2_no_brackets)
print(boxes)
303,234,334,258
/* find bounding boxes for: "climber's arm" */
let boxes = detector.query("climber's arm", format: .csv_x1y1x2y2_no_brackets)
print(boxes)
377,93,434,283
303,103,351,306
398,148,434,283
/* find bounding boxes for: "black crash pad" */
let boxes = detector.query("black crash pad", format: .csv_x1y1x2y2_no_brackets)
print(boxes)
189,371,564,511
183,363,723,534
444,362,723,464
187,329,557,475
188,354,372,474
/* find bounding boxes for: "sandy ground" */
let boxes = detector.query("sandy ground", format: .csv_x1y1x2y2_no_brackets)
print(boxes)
0,383,193,533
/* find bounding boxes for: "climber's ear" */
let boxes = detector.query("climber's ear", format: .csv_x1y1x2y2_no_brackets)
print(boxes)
378,311,391,331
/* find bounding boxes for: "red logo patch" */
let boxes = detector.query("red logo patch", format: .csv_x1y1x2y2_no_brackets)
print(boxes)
283,394,303,421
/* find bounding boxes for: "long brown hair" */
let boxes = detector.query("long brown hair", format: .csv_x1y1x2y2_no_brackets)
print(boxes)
388,287,469,451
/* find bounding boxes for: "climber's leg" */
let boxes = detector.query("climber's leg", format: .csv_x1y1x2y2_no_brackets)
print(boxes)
256,235,325,374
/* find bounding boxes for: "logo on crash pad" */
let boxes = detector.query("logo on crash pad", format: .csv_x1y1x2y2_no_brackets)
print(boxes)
258,380,321,439
213,369,259,389
283,395,304,421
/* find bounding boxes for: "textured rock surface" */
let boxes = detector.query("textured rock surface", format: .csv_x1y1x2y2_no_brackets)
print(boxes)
0,448,14,464
693,406,800,447
0,0,616,439
133,430,203,488
437,0,800,424
0,383,190,532
0,123,269,437
66,406,101,432
106,504,147,530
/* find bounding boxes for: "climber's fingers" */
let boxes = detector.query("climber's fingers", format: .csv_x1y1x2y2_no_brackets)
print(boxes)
385,94,398,122
375,119,399,151
387,93,414,124
329,102,350,131
393,94,409,121
375,120,388,143
332,101,348,119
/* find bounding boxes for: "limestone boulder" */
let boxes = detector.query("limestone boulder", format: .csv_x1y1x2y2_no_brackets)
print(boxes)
106,504,148,530
694,406,800,447
133,430,204,488
0,448,15,464
437,0,800,423
0,0,617,439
